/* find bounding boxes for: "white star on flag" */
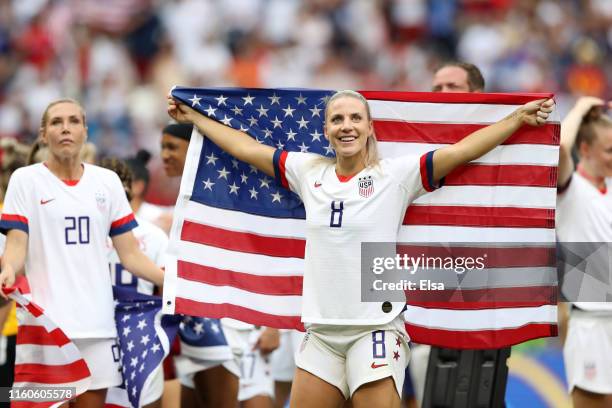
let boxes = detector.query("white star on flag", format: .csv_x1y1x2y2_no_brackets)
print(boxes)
297,116,309,129
205,105,217,117
242,94,255,105
271,191,282,203
189,94,202,107
215,95,228,106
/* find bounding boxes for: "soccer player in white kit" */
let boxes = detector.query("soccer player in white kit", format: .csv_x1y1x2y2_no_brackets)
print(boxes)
0,99,165,408
168,90,553,408
556,96,612,408
101,157,169,408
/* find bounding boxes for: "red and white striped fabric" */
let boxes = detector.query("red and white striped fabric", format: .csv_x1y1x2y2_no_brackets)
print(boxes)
4,286,91,407
162,89,559,349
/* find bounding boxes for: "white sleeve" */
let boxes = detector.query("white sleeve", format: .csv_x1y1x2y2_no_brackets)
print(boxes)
386,150,444,202
107,172,138,237
272,150,319,198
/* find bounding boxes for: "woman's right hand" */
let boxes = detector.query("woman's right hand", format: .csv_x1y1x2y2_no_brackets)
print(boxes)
0,264,16,300
572,96,608,119
167,95,197,124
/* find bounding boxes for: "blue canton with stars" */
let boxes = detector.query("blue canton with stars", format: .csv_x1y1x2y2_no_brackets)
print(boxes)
114,287,181,408
171,87,336,219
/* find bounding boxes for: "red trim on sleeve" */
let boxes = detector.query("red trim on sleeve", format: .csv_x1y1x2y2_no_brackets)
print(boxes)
1,214,29,225
279,150,289,189
419,154,433,192
111,213,136,229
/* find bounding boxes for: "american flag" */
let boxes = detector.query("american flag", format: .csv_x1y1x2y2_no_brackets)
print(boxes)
4,285,91,408
112,287,180,408
162,87,559,349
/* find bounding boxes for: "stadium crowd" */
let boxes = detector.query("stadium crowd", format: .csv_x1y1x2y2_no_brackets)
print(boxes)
1,0,612,407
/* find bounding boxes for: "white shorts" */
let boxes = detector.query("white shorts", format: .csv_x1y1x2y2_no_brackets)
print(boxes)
564,310,612,394
105,365,163,406
270,330,304,382
176,356,239,388
175,317,235,385
295,317,410,399
178,326,274,401
72,338,122,390
225,326,275,401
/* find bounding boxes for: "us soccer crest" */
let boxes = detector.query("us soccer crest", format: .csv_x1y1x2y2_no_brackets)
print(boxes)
95,190,107,210
358,176,374,198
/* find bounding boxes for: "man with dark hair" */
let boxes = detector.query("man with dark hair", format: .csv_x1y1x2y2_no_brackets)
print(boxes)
432,62,485,93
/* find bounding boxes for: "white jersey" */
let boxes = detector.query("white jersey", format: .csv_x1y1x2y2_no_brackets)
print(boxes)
0,163,138,338
108,217,168,295
274,150,435,325
556,172,612,312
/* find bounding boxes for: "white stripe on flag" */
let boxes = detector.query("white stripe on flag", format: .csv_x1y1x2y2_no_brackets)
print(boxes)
403,304,557,331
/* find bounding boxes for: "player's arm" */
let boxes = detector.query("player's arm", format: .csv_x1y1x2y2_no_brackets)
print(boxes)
112,232,164,287
431,98,554,183
0,230,28,299
168,95,276,177
557,97,609,187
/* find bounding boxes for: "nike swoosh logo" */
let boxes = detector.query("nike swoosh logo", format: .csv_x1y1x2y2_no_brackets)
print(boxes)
40,198,55,205
314,182,322,188
371,362,388,369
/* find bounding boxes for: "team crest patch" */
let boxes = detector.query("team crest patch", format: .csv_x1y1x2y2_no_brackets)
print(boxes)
95,190,107,209
358,176,374,198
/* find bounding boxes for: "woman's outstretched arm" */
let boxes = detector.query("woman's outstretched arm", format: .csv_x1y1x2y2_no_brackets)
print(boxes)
431,98,554,182
168,95,276,177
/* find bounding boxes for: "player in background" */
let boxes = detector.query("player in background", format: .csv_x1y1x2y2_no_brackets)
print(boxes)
160,123,238,408
102,157,169,408
556,96,612,408
168,89,553,408
0,98,164,408
127,149,175,228
0,138,28,398
269,329,304,408
161,123,281,408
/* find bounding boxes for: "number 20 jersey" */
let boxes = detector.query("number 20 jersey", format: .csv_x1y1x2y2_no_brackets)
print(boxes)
0,163,137,338
273,150,438,326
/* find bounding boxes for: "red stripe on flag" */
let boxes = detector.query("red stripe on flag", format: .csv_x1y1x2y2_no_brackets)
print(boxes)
360,91,554,105
17,325,72,347
175,298,304,331
405,323,558,349
445,164,557,187
405,286,557,309
180,221,305,258
178,261,303,295
395,245,556,268
403,205,555,229
14,359,90,384
24,302,43,318
374,121,560,146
